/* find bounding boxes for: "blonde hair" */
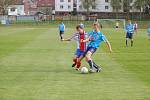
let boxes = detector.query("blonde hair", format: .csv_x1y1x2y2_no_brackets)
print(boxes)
93,22,100,28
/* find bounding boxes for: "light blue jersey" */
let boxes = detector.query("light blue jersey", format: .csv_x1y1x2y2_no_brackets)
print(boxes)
88,30,107,48
147,28,150,34
125,24,134,33
59,23,65,32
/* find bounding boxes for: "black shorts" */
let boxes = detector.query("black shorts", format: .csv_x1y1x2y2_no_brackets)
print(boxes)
116,26,119,28
60,31,64,35
126,32,133,39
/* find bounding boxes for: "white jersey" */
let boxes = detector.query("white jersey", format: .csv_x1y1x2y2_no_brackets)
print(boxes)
134,23,138,29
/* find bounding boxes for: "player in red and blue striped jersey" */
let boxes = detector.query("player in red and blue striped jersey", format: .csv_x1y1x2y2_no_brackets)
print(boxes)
62,25,89,70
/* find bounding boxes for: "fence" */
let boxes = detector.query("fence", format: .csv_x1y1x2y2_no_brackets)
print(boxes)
0,15,150,28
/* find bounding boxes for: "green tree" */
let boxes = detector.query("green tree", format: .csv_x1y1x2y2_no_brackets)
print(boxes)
80,0,97,17
0,0,17,15
111,0,122,18
122,0,133,19
133,0,146,19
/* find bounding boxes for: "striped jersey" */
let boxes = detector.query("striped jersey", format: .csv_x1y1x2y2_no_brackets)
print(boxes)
69,32,89,51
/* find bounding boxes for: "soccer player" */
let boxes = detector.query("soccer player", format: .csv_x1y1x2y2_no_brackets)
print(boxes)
125,20,135,47
81,22,112,72
134,21,138,33
62,25,89,70
147,28,150,41
116,21,119,30
59,22,65,40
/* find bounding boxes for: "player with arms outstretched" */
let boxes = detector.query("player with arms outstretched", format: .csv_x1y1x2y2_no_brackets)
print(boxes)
81,22,112,72
62,25,89,70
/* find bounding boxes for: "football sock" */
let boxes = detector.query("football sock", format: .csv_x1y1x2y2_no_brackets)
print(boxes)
131,40,133,47
61,36,63,40
77,61,81,69
88,60,94,69
93,62,100,69
72,58,77,67
126,40,128,47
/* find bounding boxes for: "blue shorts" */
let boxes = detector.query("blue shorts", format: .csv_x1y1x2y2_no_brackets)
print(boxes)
83,47,97,57
75,49,85,58
126,32,133,39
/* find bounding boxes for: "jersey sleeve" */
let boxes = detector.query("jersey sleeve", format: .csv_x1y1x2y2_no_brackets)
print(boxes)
68,33,78,41
85,33,90,39
63,24,65,30
101,35,108,42
88,31,94,41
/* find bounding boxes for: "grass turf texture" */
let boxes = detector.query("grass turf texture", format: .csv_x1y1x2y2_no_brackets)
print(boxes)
0,26,150,100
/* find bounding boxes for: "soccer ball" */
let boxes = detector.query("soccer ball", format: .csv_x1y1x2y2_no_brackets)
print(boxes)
81,67,88,74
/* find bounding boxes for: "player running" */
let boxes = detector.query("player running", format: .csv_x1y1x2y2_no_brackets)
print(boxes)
81,22,112,72
62,25,89,70
59,22,65,40
125,20,135,47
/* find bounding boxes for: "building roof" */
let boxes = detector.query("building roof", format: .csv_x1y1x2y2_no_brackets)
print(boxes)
37,0,54,7
15,0,24,5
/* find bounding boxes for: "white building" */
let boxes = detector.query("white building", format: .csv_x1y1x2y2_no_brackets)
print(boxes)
55,0,74,12
75,0,113,12
8,5,25,15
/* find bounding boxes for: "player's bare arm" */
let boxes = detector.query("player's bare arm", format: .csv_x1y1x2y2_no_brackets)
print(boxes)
81,38,90,43
62,38,71,41
105,41,112,53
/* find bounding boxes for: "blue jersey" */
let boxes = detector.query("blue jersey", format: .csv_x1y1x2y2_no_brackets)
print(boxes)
147,28,150,34
88,30,107,48
125,24,134,33
59,23,65,32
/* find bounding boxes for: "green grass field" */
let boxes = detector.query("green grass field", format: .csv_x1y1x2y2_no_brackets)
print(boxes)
0,26,150,100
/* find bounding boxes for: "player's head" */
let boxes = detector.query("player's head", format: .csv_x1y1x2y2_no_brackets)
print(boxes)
60,21,63,24
76,25,84,34
93,22,100,30
128,20,132,24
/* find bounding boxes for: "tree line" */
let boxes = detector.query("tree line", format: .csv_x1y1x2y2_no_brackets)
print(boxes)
80,0,150,18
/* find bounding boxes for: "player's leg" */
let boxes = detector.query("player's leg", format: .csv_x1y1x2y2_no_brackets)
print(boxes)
72,56,77,68
85,48,101,72
93,61,102,72
59,31,64,40
85,51,95,72
130,34,134,47
131,39,134,47
126,38,129,47
72,49,80,68
126,33,129,47
76,51,85,70
76,58,81,70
